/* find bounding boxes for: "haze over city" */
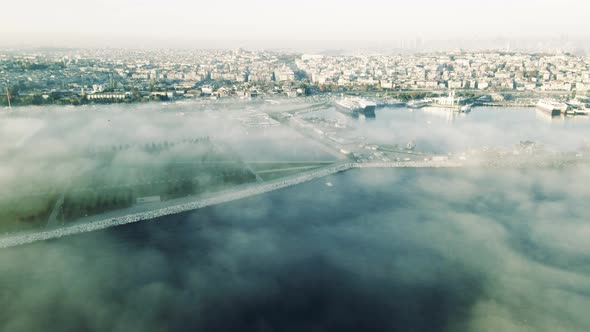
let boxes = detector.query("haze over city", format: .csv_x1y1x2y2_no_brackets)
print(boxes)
2,0,590,50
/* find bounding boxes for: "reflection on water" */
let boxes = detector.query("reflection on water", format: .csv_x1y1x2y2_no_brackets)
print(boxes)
534,108,590,123
306,106,590,153
421,106,468,123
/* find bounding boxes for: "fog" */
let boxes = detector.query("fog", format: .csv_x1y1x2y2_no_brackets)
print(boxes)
1,166,590,331
1,101,590,331
308,106,590,154
0,100,335,196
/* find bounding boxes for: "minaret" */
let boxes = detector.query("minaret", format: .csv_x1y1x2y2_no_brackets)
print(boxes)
5,88,11,109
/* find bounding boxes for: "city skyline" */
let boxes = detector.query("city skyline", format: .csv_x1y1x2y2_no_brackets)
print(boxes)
2,0,589,50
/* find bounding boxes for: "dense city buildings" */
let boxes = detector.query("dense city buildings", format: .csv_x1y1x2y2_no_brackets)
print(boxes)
297,52,590,93
1,48,589,106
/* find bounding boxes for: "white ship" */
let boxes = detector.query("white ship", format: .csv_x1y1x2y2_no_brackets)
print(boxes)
573,108,589,115
536,99,567,117
334,96,376,117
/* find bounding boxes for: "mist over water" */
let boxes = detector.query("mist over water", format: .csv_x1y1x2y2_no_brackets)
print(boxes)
0,100,335,198
1,168,590,331
310,106,590,153
1,101,590,331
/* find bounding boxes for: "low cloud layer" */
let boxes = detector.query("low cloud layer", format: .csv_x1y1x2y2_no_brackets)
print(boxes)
1,102,590,331
1,166,590,331
0,101,334,198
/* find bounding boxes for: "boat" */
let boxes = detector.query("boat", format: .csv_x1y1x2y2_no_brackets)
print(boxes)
334,96,376,117
460,104,473,113
565,100,589,116
376,98,405,108
536,99,567,116
564,109,589,116
407,99,430,108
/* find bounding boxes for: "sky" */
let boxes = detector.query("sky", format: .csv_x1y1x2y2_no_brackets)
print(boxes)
1,0,589,49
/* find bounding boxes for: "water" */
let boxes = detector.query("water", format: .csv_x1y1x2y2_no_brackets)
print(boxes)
1,168,590,332
1,102,590,331
0,103,338,163
307,106,590,153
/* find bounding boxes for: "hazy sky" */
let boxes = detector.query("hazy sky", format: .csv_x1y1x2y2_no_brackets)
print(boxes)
2,0,588,49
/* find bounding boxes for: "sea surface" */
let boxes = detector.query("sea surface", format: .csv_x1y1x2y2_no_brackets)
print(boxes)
308,106,590,153
1,167,590,332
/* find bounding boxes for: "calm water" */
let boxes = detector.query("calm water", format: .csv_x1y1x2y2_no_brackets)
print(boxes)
1,168,589,332
307,106,590,153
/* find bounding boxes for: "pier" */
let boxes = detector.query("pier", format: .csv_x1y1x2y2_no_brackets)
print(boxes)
3,151,588,249
0,160,463,248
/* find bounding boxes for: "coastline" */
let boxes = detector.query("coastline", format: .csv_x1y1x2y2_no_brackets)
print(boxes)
5,157,589,249
1,161,469,248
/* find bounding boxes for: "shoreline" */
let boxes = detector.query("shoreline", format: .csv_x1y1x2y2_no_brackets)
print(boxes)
0,91,566,110
0,161,467,249
4,158,586,249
